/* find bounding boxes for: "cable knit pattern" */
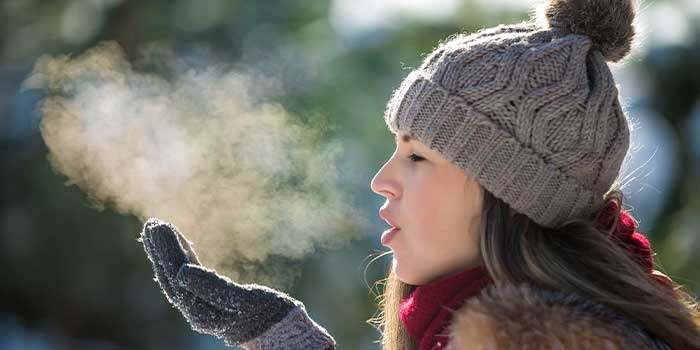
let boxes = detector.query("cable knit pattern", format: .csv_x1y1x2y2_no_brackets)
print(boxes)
383,19,632,229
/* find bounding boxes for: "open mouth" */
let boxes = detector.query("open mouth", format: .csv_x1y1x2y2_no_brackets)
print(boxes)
381,226,400,245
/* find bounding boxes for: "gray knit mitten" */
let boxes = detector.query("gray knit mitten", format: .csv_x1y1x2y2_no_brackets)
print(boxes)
139,218,336,349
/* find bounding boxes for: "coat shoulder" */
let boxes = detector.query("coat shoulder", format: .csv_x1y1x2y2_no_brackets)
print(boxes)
446,283,670,350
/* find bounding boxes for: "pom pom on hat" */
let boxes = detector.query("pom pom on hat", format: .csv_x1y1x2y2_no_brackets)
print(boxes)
540,0,636,62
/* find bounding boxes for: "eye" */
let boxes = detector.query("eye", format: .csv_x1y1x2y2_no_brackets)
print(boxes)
408,153,424,162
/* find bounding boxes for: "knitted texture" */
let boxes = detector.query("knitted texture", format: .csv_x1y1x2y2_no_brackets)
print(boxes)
242,307,336,350
592,198,675,291
383,0,637,229
593,199,653,272
140,218,336,349
399,265,492,350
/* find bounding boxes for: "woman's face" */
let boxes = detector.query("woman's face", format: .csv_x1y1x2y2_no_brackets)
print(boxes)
370,131,484,285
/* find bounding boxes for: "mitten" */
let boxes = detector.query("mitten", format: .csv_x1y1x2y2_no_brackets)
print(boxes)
139,218,336,349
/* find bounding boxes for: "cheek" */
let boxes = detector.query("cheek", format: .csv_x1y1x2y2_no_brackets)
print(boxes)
403,185,464,259
407,177,480,255
406,181,443,229
407,177,467,231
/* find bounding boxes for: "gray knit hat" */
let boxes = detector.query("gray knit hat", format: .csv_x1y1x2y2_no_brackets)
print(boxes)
383,0,637,229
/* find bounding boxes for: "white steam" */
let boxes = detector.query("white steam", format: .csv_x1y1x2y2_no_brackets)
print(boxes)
24,41,367,289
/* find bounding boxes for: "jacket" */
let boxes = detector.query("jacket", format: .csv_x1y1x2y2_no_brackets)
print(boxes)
445,282,672,350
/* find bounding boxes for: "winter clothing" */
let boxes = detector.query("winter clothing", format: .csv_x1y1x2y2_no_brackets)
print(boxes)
139,199,674,349
593,195,675,290
398,201,673,350
140,218,335,350
446,277,671,350
138,0,677,348
399,265,492,350
383,0,637,229
400,270,671,350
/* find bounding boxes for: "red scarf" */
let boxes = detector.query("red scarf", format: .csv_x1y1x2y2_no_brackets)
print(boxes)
593,198,673,289
398,265,492,350
398,200,670,350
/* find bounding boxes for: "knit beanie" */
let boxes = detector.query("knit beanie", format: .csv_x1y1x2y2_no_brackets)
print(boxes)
383,0,637,229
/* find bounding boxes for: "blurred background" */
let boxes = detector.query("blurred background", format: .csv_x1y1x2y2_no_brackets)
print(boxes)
1,0,699,349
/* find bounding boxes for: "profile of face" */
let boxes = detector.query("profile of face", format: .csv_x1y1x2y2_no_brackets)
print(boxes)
370,131,485,285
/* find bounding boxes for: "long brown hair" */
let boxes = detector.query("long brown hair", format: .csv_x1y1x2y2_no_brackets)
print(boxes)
366,187,700,349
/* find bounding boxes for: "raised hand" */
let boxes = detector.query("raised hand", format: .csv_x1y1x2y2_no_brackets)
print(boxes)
139,218,336,349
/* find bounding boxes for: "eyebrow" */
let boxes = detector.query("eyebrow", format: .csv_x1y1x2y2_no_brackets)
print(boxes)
394,133,413,143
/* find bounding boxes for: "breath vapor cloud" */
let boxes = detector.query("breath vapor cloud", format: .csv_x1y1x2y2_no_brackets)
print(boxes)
24,42,367,289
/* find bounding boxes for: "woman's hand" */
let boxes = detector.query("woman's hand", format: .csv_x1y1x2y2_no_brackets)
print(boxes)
139,218,336,349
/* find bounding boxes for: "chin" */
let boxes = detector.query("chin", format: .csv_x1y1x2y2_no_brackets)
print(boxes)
392,258,425,285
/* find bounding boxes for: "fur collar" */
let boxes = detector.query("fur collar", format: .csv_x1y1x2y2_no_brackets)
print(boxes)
446,283,671,350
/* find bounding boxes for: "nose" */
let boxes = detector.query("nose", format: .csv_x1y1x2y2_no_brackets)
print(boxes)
370,160,398,199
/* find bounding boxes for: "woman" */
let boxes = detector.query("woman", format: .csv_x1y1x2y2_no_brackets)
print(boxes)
367,131,698,349
140,0,700,348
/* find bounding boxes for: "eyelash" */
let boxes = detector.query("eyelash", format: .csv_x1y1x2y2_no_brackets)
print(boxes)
408,153,424,162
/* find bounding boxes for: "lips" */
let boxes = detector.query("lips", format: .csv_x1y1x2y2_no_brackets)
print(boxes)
381,226,400,245
378,208,400,229
379,208,401,245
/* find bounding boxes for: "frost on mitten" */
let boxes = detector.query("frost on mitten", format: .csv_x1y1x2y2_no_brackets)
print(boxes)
140,218,336,349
